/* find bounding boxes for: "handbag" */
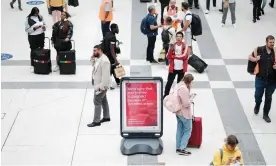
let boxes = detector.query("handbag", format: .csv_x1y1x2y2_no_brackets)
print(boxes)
114,65,125,78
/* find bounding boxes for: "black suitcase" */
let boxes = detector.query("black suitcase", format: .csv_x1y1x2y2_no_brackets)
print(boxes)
58,40,76,75
188,54,208,73
33,37,52,75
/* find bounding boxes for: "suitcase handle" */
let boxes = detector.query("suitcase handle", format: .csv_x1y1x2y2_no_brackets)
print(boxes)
191,102,195,121
45,37,51,50
70,40,75,50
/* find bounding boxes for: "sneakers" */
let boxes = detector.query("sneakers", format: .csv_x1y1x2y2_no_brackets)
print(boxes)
205,10,209,14
221,23,225,27
53,65,59,72
233,24,236,28
30,66,34,73
176,149,191,156
10,2,14,9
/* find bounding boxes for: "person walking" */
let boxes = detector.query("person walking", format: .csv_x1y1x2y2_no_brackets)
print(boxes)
25,7,46,73
87,45,111,128
269,0,274,7
174,74,195,155
253,0,262,23
10,0,22,11
205,0,217,14
99,0,113,39
159,0,170,25
103,23,121,89
221,0,236,28
248,35,276,123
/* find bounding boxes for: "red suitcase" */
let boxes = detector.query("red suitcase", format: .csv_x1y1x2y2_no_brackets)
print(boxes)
188,102,202,148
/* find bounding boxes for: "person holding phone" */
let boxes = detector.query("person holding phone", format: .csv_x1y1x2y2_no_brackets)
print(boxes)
25,7,46,73
211,135,244,165
174,74,195,155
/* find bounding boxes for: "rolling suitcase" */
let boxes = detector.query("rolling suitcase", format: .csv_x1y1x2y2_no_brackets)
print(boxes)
33,37,52,75
188,102,202,148
188,54,208,73
58,40,76,75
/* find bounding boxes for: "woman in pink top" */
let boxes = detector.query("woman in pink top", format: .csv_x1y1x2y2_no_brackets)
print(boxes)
175,74,196,155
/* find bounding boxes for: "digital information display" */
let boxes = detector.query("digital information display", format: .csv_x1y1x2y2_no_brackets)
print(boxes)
121,80,162,133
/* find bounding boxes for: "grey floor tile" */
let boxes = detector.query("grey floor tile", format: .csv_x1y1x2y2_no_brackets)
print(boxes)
130,0,148,60
224,59,248,65
212,89,266,165
130,65,152,77
28,82,89,89
191,9,221,59
1,82,31,89
206,65,231,81
233,81,255,89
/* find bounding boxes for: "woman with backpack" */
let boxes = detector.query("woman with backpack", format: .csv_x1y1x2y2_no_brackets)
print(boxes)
25,7,46,73
174,74,195,155
211,135,243,165
51,11,73,72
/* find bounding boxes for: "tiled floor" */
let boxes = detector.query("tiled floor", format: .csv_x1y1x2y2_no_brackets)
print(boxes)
1,0,276,165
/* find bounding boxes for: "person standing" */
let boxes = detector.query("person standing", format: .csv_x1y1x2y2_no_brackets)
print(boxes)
164,32,189,97
87,45,111,127
51,12,73,72
221,0,236,28
205,0,217,14
103,23,121,89
163,0,179,30
269,0,274,7
10,0,22,11
180,2,192,55
99,0,113,39
146,5,162,63
47,0,65,23
159,0,170,25
162,17,176,66
248,35,276,123
252,0,262,23
175,74,195,155
25,7,46,73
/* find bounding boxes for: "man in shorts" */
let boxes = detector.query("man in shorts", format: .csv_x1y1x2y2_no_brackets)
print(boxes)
180,2,192,54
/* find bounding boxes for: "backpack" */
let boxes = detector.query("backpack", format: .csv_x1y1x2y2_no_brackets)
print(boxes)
185,13,202,38
161,26,172,44
163,84,185,113
210,149,223,165
28,15,42,27
140,15,150,35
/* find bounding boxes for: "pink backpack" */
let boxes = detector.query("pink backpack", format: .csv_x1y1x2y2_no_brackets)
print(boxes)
163,84,185,113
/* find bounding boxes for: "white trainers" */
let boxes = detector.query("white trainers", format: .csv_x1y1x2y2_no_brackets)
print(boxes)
221,23,225,27
30,66,34,73
233,24,236,28
205,10,209,14
53,65,59,72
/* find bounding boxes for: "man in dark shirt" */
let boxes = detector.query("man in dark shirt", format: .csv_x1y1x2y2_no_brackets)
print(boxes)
103,23,120,88
159,0,170,24
249,35,276,123
146,5,162,63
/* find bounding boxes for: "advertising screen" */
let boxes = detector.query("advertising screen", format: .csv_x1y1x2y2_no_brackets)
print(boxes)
121,80,162,133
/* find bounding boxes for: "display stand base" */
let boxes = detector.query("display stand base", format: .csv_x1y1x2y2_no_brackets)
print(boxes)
120,138,163,155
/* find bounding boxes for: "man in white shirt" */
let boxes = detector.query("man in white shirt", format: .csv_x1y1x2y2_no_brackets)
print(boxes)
180,2,192,51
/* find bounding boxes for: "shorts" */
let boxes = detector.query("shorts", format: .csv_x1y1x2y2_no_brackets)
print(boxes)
184,32,192,47
50,6,63,12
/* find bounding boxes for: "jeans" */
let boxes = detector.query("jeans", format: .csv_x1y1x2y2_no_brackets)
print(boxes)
147,36,157,61
222,2,236,24
206,0,217,10
164,70,185,97
101,21,111,39
163,44,169,65
176,115,192,150
253,0,261,19
255,77,276,115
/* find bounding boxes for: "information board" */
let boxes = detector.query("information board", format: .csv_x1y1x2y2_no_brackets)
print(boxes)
120,77,163,137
